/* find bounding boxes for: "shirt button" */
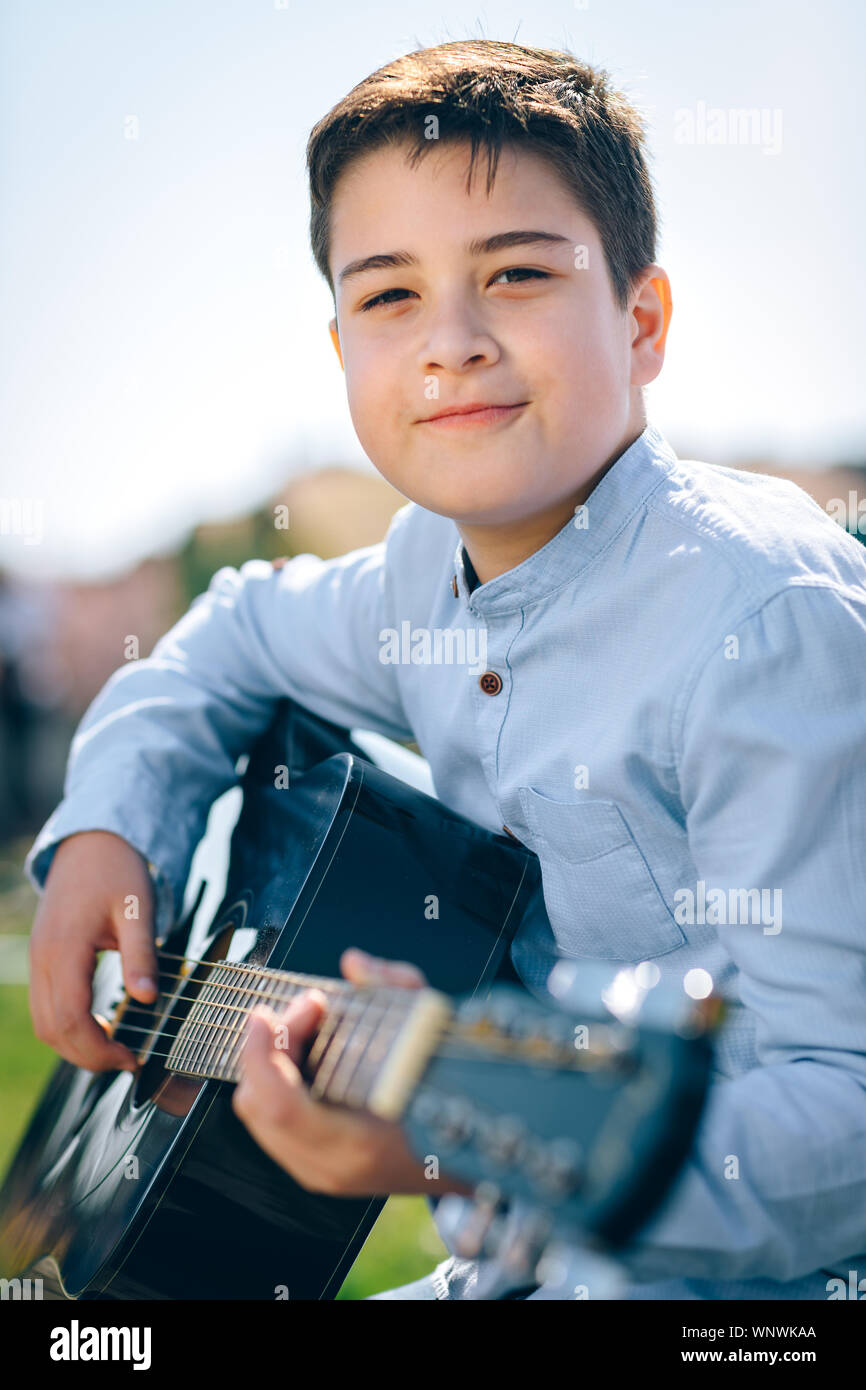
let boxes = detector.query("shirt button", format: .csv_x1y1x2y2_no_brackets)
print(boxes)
479,671,503,696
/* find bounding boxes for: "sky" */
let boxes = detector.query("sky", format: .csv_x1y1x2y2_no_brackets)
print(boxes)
1,0,864,580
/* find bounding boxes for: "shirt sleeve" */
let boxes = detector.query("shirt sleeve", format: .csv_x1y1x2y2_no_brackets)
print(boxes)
619,581,866,1285
24,506,416,930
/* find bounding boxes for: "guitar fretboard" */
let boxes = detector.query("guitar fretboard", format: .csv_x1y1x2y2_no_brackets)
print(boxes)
165,960,453,1119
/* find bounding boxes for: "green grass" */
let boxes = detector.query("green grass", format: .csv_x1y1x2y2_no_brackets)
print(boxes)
336,1196,447,1299
0,983,60,1177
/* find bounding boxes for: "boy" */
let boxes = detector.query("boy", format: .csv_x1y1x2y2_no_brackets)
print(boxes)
24,40,866,1300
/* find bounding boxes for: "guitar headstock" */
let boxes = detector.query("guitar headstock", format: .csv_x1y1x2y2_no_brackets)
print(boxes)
400,961,722,1260
164,948,720,1283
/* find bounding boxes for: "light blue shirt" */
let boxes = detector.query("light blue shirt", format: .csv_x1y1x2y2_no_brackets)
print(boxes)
25,422,866,1300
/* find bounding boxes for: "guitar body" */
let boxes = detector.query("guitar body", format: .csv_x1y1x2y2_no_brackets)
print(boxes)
0,700,540,1300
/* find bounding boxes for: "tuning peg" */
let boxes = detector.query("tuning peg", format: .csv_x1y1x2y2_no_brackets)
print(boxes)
536,1012,582,1048
439,1096,478,1146
467,1203,554,1300
497,1207,553,1274
435,1183,507,1259
476,1113,528,1167
522,1135,584,1197
411,1090,477,1147
434,1185,509,1258
454,997,489,1026
485,993,524,1033
409,1090,440,1126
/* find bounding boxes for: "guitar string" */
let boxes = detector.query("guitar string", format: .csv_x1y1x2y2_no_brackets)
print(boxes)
146,947,362,993
110,970,415,1047
112,966,393,1082
110,980,421,1080
103,969,585,1070
99,949,426,1058
98,954,585,1072
150,948,433,996
120,964,394,1009
111,989,407,1048
106,1006,585,1073
176,982,402,1084
108,1036,582,1069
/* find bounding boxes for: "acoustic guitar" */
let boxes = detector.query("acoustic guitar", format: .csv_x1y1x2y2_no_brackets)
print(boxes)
0,699,719,1299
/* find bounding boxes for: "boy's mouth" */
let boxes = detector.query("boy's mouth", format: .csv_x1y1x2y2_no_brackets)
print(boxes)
417,401,529,430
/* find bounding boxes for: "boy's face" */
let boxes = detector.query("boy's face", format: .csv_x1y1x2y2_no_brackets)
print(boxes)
327,138,666,527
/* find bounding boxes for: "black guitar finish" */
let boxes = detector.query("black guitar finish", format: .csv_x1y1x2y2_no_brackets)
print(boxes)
0,700,541,1299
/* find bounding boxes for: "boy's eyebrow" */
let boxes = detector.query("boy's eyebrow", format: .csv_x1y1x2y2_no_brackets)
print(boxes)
337,229,572,285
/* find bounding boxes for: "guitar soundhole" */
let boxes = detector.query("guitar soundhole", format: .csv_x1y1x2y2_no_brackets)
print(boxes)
117,957,211,1115
118,925,240,1116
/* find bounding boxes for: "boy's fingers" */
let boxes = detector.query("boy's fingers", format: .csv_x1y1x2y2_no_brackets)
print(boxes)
113,900,159,1004
240,992,327,1069
30,932,130,1073
340,947,426,990
234,1000,332,1141
27,943,52,1048
44,941,137,1072
27,835,157,1074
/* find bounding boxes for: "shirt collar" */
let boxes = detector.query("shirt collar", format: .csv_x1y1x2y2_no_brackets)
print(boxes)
452,422,678,616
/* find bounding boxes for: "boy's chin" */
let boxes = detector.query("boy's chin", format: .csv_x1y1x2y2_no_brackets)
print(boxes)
400,486,548,527
380,462,526,521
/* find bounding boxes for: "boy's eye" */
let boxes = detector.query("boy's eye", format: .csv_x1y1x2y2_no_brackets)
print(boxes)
358,267,551,313
360,287,414,312
489,267,551,287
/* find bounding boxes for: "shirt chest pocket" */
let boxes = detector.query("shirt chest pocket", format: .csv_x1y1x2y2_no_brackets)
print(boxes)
518,788,687,962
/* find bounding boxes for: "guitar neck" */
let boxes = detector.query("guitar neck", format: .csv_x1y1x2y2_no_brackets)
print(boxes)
164,958,454,1119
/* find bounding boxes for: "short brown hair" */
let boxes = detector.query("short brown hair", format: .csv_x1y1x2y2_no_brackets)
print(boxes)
306,39,658,312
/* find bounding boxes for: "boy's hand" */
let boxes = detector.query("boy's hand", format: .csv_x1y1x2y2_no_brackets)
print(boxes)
232,948,472,1198
29,830,160,1074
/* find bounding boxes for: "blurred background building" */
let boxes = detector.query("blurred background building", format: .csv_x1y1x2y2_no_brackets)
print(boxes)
0,467,409,845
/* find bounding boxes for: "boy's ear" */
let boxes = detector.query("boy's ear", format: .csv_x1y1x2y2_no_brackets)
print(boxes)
329,317,344,371
648,274,673,353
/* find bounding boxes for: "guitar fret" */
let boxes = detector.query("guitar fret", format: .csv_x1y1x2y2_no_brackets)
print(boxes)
177,979,210,1076
342,992,411,1109
221,968,271,1080
169,974,201,1074
210,966,249,1079
187,974,223,1077
304,998,344,1078
232,970,297,1080
198,968,241,1076
167,1016,186,1074
327,992,410,1107
315,993,384,1105
307,1007,357,1100
171,965,245,1078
